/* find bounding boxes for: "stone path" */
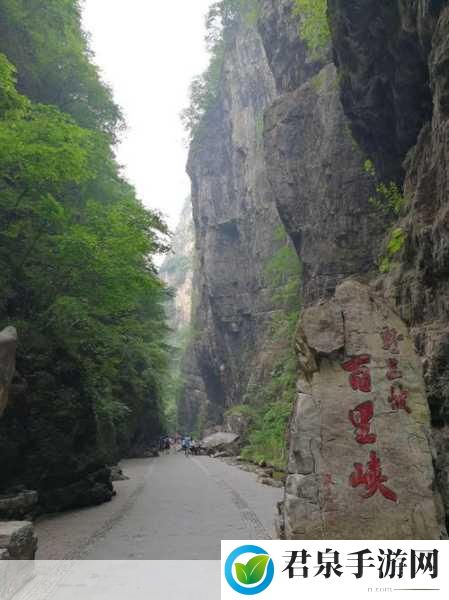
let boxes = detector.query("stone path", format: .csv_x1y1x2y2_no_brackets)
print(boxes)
36,454,282,560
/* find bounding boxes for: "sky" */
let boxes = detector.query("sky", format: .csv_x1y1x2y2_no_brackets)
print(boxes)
82,0,213,230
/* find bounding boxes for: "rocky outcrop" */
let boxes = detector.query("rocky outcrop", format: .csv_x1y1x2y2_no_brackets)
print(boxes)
328,0,449,529
328,0,436,184
264,63,385,305
182,13,289,429
178,0,448,539
258,0,324,92
279,280,446,539
160,199,195,331
0,327,17,418
0,491,38,521
0,522,37,559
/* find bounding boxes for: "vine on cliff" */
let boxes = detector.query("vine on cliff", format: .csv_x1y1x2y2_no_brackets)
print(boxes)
364,159,407,273
293,0,330,59
181,0,260,140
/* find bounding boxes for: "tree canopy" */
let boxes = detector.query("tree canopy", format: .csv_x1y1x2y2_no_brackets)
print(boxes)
0,1,171,491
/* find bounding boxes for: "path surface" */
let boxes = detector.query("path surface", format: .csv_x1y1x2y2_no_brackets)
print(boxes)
36,454,282,560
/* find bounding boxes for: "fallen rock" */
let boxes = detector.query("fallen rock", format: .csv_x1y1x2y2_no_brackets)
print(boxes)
257,476,284,489
109,466,129,482
0,522,37,560
202,432,239,452
211,451,231,459
39,467,113,513
0,491,38,521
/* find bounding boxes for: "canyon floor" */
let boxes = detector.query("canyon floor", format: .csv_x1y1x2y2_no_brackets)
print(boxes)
35,454,282,560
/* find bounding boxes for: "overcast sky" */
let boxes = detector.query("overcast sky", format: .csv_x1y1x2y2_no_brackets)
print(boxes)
82,0,213,230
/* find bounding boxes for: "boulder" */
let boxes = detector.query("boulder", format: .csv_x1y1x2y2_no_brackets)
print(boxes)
0,523,36,600
0,522,37,560
110,466,129,482
202,432,239,452
0,491,38,521
280,280,447,539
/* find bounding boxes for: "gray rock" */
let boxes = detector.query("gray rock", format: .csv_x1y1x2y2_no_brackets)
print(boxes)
328,0,435,183
180,11,287,431
280,280,447,539
109,466,129,482
0,491,38,521
257,476,284,489
0,522,37,560
264,63,386,307
202,432,239,450
329,0,449,532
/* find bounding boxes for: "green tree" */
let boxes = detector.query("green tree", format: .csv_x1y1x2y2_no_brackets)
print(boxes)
293,0,330,58
0,0,123,138
0,49,170,499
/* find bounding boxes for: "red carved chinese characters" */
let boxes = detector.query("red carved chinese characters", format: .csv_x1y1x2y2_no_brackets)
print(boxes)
386,358,403,381
342,355,372,392
350,451,398,503
381,327,403,354
348,401,377,444
389,383,411,414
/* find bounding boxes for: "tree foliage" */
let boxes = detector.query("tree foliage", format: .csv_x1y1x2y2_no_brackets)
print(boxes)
234,226,302,470
181,0,260,140
293,0,330,59
0,0,123,138
0,2,171,486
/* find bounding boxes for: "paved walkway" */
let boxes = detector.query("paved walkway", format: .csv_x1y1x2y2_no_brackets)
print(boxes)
36,454,282,560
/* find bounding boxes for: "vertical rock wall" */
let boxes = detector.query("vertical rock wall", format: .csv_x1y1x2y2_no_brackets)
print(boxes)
181,0,446,538
181,15,287,429
264,62,385,305
160,199,195,331
328,0,449,530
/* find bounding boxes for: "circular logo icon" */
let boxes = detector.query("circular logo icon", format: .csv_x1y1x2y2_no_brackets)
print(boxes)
224,545,274,595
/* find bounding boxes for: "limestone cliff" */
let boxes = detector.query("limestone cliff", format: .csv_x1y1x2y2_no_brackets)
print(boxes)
328,0,449,531
160,199,194,332
179,0,447,538
180,11,291,434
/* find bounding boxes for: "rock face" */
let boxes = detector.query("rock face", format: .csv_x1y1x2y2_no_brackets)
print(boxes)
0,327,17,418
182,13,289,429
264,63,385,305
280,280,445,539
178,0,448,539
258,0,324,92
328,0,449,529
0,522,37,559
160,199,195,331
328,0,435,183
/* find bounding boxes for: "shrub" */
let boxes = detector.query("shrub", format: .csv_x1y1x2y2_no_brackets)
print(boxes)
293,0,330,59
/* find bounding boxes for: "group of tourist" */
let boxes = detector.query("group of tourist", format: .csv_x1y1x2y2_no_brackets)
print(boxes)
158,435,204,456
